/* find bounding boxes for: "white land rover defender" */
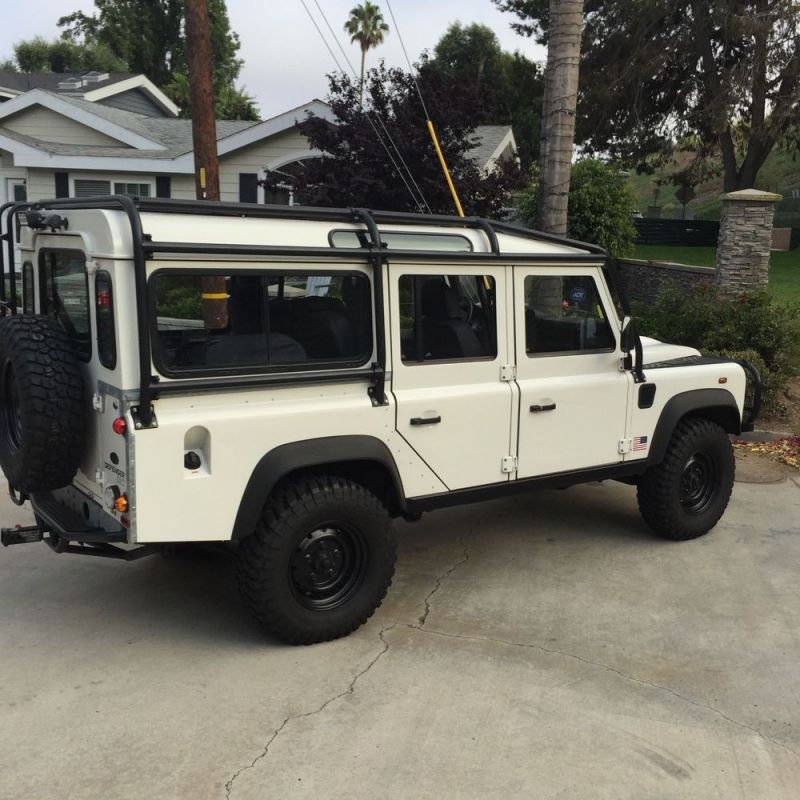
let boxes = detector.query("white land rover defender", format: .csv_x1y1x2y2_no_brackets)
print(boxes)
0,197,761,644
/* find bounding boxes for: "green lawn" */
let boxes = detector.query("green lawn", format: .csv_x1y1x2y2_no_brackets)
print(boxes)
630,245,800,302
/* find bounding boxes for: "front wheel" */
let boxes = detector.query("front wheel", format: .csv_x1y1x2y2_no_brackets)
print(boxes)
237,476,397,644
637,418,735,540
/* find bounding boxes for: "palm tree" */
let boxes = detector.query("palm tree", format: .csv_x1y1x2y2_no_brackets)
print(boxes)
537,0,584,234
344,1,389,103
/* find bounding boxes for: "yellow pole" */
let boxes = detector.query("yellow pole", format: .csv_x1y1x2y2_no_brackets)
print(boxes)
427,119,464,217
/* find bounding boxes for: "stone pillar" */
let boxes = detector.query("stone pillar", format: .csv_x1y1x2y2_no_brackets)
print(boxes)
715,188,782,294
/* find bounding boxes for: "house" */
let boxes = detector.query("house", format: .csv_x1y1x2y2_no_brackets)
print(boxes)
0,71,517,209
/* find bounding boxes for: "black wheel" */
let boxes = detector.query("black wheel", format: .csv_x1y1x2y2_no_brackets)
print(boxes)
637,417,735,540
237,476,397,644
0,315,87,493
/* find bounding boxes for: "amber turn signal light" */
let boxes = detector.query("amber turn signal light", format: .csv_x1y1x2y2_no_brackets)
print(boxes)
114,495,129,513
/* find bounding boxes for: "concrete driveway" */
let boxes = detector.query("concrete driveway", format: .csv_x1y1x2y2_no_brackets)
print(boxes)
1,475,799,800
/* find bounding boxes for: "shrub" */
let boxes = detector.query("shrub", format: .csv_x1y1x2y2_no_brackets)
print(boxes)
635,284,800,413
514,158,637,256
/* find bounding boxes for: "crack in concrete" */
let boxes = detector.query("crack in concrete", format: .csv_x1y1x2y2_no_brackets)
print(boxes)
407,625,800,760
224,623,395,799
417,535,470,628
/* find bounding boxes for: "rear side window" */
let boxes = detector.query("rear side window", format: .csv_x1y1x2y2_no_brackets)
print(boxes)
39,249,91,360
151,271,373,376
399,274,497,363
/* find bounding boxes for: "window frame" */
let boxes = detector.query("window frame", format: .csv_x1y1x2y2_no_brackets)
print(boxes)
148,266,375,380
398,272,498,366
329,228,474,253
38,248,92,362
523,272,618,359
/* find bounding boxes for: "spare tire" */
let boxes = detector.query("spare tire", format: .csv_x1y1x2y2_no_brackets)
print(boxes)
0,315,87,493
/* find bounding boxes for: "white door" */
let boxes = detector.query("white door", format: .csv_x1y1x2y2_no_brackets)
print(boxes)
514,266,631,478
389,265,516,491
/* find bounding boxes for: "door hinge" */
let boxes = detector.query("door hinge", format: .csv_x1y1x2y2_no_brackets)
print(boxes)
501,455,517,473
618,438,631,454
500,364,516,382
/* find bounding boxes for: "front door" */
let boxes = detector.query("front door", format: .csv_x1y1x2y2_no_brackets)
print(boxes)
513,265,630,478
389,264,515,491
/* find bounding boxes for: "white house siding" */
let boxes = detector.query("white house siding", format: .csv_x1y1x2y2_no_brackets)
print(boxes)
3,107,127,147
170,174,196,200
26,169,54,200
219,129,315,200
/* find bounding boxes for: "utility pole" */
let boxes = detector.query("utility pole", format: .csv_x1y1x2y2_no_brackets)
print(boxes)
185,0,220,202
185,0,226,329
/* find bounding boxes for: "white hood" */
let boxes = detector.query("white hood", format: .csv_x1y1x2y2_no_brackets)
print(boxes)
639,336,701,363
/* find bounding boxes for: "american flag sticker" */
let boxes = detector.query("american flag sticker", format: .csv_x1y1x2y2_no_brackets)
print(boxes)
633,435,649,451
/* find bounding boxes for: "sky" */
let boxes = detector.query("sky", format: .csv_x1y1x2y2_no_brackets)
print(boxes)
0,0,545,119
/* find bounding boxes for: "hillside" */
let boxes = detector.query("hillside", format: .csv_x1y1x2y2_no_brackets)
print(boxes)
626,147,800,226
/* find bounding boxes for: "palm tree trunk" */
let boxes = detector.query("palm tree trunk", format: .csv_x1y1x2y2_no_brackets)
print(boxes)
537,0,584,235
359,47,366,104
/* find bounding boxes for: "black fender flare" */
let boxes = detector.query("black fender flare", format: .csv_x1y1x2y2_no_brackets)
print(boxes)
231,435,407,540
647,388,741,466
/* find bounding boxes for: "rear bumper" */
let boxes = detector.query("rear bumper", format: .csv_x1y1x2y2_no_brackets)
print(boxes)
30,491,127,544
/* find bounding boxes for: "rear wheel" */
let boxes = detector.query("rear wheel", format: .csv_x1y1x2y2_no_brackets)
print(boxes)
237,476,396,644
637,417,735,540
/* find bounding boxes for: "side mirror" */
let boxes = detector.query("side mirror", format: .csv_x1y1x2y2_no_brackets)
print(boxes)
620,315,646,383
620,315,635,355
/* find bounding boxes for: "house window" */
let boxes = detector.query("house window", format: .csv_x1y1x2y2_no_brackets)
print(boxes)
74,179,111,197
113,182,151,198
73,179,152,198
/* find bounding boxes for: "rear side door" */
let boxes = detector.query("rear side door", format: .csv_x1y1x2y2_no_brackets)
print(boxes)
513,265,631,478
389,264,515,491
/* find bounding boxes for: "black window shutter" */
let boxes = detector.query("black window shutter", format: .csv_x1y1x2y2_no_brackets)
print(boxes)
155,175,171,198
54,172,69,198
239,173,258,203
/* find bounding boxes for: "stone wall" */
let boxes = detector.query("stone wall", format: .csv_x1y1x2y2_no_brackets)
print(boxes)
716,189,781,294
617,259,715,306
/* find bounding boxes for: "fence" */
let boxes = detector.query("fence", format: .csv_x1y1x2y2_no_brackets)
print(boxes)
634,218,720,247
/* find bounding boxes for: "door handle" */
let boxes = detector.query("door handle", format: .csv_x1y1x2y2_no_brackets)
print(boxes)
530,403,556,413
410,415,442,426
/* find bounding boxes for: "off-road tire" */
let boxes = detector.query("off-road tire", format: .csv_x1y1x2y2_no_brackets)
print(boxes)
0,315,87,493
237,476,397,644
637,417,735,540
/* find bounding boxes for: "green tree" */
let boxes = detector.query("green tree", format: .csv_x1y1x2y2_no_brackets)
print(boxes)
516,159,637,255
493,0,800,191
57,0,257,119
273,62,523,216
344,1,389,102
11,37,127,73
425,23,542,170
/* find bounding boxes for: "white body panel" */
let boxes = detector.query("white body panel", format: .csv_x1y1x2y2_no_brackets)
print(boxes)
12,205,750,546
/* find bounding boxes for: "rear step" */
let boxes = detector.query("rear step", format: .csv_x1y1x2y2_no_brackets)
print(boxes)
1,524,156,560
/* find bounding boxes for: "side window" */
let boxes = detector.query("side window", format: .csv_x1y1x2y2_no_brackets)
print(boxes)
524,275,615,355
40,250,91,360
152,271,372,375
399,274,497,363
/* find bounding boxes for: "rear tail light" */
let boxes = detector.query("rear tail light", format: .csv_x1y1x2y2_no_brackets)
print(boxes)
95,271,117,369
112,417,127,436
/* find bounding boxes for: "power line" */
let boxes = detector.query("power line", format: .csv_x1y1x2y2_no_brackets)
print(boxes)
384,0,431,120
298,0,432,213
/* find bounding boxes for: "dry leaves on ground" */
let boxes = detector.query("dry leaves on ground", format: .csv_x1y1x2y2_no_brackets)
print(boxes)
732,437,800,470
